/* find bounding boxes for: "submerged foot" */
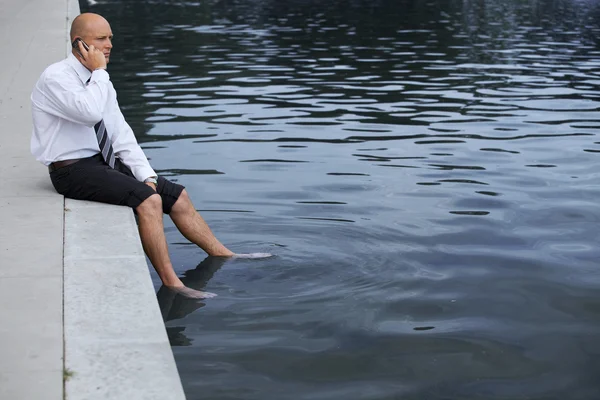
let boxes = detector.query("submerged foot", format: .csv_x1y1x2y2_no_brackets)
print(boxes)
170,285,217,299
232,253,273,259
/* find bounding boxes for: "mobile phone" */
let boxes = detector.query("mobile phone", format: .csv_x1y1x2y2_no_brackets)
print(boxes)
71,38,89,57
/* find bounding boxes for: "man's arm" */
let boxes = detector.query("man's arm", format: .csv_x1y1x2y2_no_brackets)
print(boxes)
110,101,157,183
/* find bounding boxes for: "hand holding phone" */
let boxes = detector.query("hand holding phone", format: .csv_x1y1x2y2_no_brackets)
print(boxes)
71,38,107,71
72,38,89,58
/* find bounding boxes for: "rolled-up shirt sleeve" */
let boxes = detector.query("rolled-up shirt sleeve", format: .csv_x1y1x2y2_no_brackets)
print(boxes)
40,69,111,127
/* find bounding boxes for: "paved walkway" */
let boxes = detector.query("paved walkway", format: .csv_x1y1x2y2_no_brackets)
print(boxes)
0,0,185,398
0,0,66,397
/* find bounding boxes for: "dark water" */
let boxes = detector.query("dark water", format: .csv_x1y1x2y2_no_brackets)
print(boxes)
81,0,600,398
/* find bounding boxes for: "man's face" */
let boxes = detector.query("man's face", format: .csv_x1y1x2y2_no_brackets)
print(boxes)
81,20,113,63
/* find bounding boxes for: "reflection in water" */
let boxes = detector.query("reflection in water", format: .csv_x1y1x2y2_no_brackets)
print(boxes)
157,256,227,346
81,0,600,398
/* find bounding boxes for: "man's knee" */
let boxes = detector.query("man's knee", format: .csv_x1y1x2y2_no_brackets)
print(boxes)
137,193,162,216
171,189,190,212
178,189,190,203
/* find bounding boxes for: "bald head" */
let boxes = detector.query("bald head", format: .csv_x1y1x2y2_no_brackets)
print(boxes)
70,13,114,66
70,13,111,42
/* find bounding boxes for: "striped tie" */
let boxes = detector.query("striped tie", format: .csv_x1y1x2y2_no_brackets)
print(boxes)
86,77,116,168
94,119,116,168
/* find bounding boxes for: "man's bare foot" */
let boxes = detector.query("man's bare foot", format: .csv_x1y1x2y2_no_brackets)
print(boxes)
170,285,217,299
210,250,235,257
233,253,273,259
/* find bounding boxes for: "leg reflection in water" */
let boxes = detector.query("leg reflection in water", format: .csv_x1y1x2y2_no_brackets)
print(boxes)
156,256,228,345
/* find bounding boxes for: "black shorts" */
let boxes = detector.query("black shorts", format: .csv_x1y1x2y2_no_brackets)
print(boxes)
49,154,184,214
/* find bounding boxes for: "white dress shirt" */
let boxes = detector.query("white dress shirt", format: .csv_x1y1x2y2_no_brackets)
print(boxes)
31,53,156,182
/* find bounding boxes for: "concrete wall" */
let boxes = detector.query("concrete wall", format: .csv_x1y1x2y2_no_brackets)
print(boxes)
64,201,187,399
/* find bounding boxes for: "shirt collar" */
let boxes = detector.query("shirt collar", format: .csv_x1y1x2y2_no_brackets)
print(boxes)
66,53,92,84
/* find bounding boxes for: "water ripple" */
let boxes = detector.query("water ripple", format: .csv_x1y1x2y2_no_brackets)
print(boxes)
91,0,600,398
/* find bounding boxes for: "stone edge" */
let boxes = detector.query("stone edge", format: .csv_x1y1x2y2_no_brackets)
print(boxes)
62,3,186,399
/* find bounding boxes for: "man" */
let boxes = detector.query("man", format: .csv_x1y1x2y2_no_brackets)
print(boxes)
31,13,269,299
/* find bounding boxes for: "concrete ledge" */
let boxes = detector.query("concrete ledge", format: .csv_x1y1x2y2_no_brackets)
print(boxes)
61,2,186,399
64,201,186,399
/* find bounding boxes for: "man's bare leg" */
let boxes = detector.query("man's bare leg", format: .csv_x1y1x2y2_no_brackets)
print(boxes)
169,190,272,258
169,190,234,256
137,194,216,299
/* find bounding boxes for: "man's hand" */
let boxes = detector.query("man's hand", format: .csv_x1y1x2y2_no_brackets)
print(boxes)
145,182,157,191
77,42,107,71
